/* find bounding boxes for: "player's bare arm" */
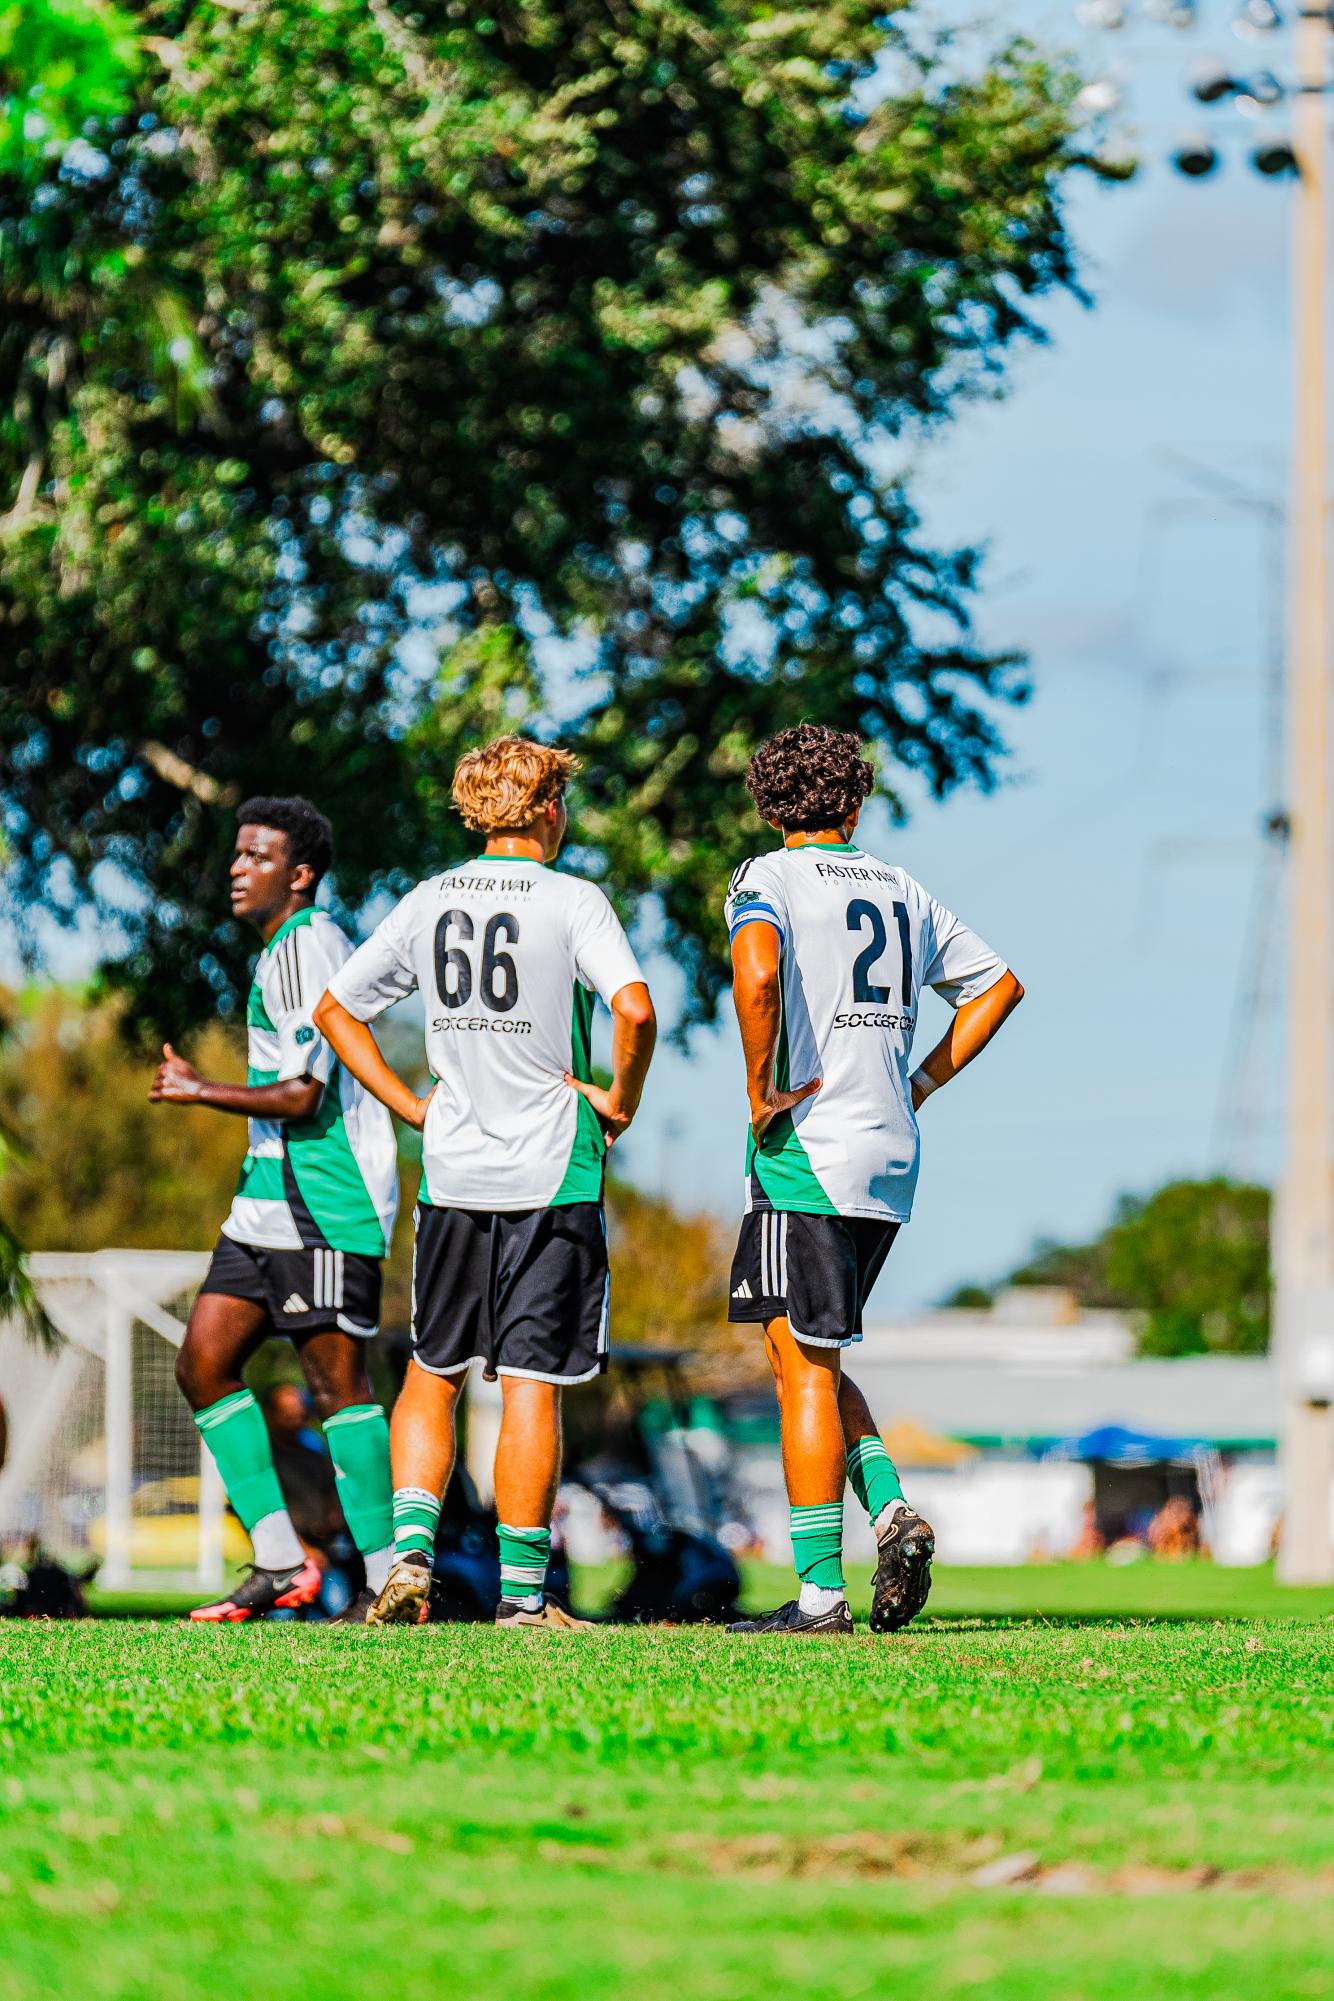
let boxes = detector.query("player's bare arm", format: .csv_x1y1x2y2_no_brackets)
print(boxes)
564,980,657,1144
311,994,434,1129
910,968,1025,1110
149,1043,324,1120
730,920,821,1143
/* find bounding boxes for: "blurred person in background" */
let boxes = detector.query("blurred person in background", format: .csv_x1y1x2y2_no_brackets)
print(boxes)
152,797,399,1623
725,725,1023,1637
315,736,656,1631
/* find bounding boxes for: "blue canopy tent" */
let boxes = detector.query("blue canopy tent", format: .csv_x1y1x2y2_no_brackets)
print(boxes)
1048,1424,1210,1470
1047,1425,1219,1544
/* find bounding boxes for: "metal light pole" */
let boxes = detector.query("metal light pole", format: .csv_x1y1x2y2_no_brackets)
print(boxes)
1276,1,1334,1585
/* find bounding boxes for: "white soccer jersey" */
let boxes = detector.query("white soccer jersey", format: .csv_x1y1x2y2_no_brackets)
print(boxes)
221,909,400,1256
326,858,645,1212
725,841,1007,1221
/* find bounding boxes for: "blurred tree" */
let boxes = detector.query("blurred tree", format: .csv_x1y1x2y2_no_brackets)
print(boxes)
0,1,1124,1036
605,1179,733,1355
0,985,244,1249
987,1179,1272,1355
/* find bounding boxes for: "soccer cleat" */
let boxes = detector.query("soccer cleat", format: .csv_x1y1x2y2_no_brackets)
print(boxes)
364,1551,433,1626
728,1597,853,1637
494,1598,597,1632
869,1506,935,1632
188,1556,322,1623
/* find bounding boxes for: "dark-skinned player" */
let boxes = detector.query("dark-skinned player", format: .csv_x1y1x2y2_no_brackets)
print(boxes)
151,797,399,1622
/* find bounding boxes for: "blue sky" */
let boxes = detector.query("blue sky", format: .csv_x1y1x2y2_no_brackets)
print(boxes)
629,0,1302,1303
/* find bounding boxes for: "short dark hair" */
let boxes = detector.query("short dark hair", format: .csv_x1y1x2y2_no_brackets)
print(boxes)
236,795,333,887
745,725,874,832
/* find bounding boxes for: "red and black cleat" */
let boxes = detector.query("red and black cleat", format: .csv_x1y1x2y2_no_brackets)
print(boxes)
189,1556,322,1623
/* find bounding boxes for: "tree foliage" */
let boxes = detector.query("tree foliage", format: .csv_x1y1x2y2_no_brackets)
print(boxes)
1,1,1117,1033
993,1179,1272,1356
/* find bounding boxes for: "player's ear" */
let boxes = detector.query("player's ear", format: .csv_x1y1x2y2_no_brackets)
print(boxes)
290,860,316,896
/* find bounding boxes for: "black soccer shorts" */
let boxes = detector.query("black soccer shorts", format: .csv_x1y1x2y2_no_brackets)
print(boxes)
200,1233,382,1337
727,1209,900,1348
409,1201,610,1386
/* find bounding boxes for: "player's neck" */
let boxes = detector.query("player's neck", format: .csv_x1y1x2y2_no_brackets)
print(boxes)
783,827,857,851
257,896,313,945
481,835,550,864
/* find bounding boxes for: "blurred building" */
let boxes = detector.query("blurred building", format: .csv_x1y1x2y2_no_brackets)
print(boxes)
726,1289,1290,1567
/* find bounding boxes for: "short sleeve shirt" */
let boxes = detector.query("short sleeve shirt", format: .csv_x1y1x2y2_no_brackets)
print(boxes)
725,842,1006,1221
328,859,645,1211
221,909,400,1255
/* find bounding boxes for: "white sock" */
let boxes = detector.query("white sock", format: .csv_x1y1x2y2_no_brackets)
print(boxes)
251,1509,305,1572
507,1591,543,1612
873,1497,910,1538
363,1544,393,1594
798,1582,846,1616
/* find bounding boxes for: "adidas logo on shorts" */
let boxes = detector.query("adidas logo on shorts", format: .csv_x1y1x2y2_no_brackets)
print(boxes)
282,1293,309,1314
731,1279,753,1299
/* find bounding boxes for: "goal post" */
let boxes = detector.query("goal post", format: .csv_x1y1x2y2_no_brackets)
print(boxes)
0,1249,231,1594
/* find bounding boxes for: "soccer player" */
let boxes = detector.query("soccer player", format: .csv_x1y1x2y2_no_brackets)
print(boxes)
312,736,656,1631
724,726,1023,1637
152,797,400,1622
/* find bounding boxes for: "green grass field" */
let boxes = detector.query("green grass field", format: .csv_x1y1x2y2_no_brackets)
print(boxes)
3,1564,1332,2001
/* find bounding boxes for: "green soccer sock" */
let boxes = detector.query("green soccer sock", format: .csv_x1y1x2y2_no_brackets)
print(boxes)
497,1523,550,1603
846,1434,906,1527
324,1404,394,1558
193,1388,286,1535
789,1502,845,1592
393,1486,441,1559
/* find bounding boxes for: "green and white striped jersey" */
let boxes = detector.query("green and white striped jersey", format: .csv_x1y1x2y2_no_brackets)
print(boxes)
221,909,399,1257
327,858,644,1212
725,842,1007,1222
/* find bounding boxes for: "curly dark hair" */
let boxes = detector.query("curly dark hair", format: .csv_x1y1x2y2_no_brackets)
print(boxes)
236,795,333,887
745,725,874,832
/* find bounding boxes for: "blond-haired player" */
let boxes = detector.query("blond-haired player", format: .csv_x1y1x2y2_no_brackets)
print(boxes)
314,737,656,1628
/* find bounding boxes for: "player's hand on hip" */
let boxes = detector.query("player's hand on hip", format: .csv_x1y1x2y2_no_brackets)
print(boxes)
750,1077,821,1145
149,1043,202,1103
404,1085,436,1131
565,1074,635,1147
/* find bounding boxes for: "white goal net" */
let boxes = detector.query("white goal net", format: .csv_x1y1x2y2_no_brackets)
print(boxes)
0,1250,229,1593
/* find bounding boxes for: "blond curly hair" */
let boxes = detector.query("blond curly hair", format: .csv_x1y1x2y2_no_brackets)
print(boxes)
451,735,581,834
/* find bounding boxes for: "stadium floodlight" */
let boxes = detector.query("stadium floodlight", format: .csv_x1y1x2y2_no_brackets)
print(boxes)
1173,133,1223,174
1233,0,1283,34
1076,0,1128,29
1192,62,1240,102
1252,132,1301,172
1244,69,1285,104
1076,77,1123,115
1235,72,1285,113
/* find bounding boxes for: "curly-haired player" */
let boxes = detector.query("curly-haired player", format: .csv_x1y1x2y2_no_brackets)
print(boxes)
313,737,657,1630
724,726,1024,1637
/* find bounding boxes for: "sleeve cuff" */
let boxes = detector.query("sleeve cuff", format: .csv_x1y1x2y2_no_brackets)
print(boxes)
728,905,785,941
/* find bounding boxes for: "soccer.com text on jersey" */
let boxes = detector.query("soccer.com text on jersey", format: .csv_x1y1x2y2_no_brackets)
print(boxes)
429,1015,534,1034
